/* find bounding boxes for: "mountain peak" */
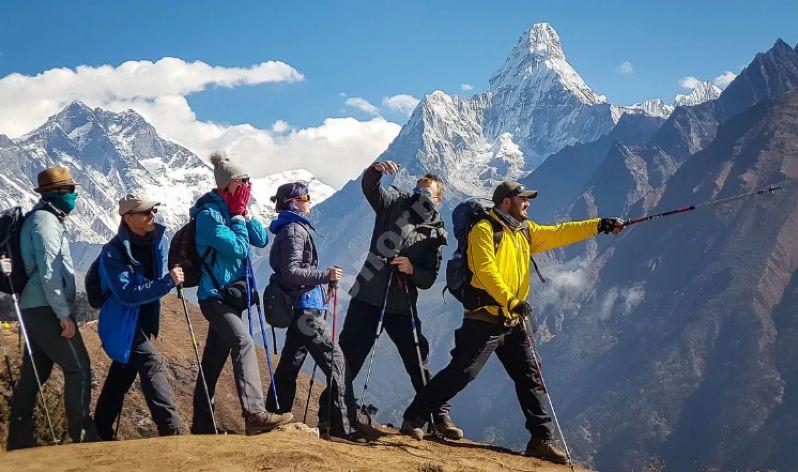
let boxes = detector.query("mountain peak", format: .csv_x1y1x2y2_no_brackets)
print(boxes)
523,22,565,59
674,81,722,107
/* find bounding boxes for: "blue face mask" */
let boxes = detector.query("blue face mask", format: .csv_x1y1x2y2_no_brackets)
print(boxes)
413,185,434,200
43,191,79,214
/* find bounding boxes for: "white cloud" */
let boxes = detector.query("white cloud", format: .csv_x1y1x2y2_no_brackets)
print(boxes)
344,97,380,116
271,120,290,133
381,94,420,117
616,61,634,74
713,70,737,89
679,76,703,90
460,83,474,91
0,58,401,188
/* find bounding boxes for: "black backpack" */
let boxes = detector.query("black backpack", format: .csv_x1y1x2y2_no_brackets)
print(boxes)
444,199,543,310
0,207,31,295
84,256,109,309
168,194,215,288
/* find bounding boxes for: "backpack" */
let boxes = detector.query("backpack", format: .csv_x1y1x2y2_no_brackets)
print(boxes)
168,194,215,288
444,198,544,310
0,207,31,295
84,256,108,308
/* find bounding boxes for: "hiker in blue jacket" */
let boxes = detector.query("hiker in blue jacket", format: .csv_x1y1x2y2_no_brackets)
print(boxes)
7,167,98,449
190,151,293,435
94,194,184,439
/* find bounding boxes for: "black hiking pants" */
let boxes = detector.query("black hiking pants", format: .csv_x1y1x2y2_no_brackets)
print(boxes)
267,308,359,435
403,318,554,439
94,328,182,439
7,307,97,450
319,297,451,423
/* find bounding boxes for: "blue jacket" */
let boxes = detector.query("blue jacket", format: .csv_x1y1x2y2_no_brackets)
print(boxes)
269,211,328,310
192,191,269,301
98,222,174,364
19,201,76,318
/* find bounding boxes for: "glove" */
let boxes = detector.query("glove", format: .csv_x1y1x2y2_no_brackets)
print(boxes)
225,182,252,216
510,300,533,319
598,217,626,235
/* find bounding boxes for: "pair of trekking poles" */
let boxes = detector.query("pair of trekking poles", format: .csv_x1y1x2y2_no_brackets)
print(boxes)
175,257,279,436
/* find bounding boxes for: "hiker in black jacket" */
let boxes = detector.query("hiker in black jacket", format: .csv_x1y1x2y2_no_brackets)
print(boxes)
319,160,463,440
265,182,363,443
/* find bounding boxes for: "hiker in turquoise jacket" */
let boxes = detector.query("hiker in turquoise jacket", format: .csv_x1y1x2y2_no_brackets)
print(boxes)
190,151,293,435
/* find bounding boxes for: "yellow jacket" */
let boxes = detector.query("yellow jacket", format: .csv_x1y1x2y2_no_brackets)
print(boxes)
466,211,600,321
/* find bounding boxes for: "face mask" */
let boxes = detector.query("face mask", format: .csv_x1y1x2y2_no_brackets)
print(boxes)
43,191,79,214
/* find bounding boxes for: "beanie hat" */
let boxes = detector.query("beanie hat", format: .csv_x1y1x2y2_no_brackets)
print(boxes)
210,150,247,190
271,182,309,211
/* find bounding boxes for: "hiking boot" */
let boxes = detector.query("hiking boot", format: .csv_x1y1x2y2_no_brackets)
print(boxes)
158,426,183,436
244,411,293,435
400,418,425,441
525,438,569,465
321,429,371,445
433,416,464,441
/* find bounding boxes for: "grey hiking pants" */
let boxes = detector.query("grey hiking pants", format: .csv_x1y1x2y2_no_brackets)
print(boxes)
7,306,97,449
192,297,266,432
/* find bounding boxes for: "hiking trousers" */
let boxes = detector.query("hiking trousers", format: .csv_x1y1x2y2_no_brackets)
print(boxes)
192,297,266,431
319,297,451,423
403,318,554,439
7,307,97,449
267,308,359,435
94,328,182,439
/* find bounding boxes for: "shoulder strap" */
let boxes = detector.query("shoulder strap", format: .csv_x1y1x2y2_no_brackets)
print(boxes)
521,223,546,284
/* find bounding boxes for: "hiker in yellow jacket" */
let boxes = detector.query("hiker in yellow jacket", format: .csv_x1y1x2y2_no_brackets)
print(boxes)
401,180,625,465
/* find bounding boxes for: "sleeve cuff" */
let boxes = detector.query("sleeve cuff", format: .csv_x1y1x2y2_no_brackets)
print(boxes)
231,215,247,223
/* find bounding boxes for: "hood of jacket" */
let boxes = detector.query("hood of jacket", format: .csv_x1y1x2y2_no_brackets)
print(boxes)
269,210,314,234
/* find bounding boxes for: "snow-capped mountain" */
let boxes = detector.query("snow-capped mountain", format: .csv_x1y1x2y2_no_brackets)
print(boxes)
484,23,615,168
0,102,332,244
612,98,674,121
674,80,722,107
250,169,335,220
613,82,722,121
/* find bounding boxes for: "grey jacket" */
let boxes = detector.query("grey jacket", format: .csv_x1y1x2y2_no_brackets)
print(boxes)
19,201,76,319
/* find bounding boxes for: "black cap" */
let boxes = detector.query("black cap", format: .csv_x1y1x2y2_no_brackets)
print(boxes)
491,180,538,205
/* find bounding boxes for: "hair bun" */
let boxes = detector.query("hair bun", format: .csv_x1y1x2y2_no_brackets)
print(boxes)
270,195,278,203
209,151,227,167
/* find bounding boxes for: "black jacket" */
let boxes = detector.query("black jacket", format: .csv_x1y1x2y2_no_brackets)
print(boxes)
269,211,331,297
349,166,447,314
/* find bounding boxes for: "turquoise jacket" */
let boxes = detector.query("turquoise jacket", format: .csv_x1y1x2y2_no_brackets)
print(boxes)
191,191,269,301
19,201,76,319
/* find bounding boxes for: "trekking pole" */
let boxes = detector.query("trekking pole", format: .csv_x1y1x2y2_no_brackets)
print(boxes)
326,283,339,438
177,285,218,435
1,267,57,443
624,181,787,228
359,269,395,413
246,258,280,410
400,274,437,434
519,317,574,471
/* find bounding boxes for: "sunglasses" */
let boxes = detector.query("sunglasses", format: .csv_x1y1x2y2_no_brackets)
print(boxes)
236,177,251,184
129,207,158,216
290,194,310,203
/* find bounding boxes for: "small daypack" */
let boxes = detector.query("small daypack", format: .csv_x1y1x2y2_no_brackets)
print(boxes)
168,194,215,287
444,198,543,310
262,276,294,328
0,207,31,295
84,256,108,308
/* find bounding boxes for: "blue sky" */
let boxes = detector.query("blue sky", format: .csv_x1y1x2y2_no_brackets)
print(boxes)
2,1,796,129
1,1,796,187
